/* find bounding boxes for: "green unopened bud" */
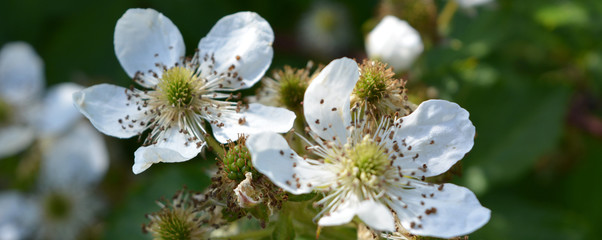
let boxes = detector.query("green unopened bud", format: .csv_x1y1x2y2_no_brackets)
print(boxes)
223,136,257,181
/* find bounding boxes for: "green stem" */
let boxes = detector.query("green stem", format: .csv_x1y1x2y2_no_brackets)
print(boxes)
205,134,225,158
437,0,458,36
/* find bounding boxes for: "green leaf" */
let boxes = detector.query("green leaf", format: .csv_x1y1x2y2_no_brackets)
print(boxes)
472,191,588,240
534,2,589,29
272,213,295,240
458,82,571,193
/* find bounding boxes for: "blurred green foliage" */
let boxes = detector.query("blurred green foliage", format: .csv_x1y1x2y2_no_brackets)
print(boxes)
1,0,602,239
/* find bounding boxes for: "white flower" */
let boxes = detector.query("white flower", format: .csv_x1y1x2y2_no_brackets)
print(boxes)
0,42,44,158
455,0,493,9
0,123,108,240
366,16,423,73
298,1,352,57
73,9,296,174
246,58,490,237
0,42,84,158
0,192,38,240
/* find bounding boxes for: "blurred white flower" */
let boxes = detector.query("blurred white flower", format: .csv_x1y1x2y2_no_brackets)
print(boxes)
0,192,39,240
0,42,86,158
0,42,44,158
0,122,108,240
247,58,490,238
298,1,352,57
73,8,295,174
366,16,423,73
455,0,494,9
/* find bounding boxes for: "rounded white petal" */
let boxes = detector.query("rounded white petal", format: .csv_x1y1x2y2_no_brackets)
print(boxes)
40,122,109,186
247,131,332,195
73,84,151,139
35,83,84,135
356,200,395,232
0,191,39,240
303,58,358,144
133,126,203,174
0,42,44,106
198,12,274,89
390,184,490,238
366,16,423,72
0,125,35,159
114,8,185,86
211,103,295,143
318,195,359,226
456,0,493,8
392,100,475,177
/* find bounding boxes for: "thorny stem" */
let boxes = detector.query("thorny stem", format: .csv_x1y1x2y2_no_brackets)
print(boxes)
437,0,458,35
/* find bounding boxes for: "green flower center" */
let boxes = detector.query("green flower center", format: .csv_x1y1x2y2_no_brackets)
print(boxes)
316,9,338,32
44,193,71,220
354,70,388,103
156,210,193,240
279,74,308,111
158,67,196,107
0,99,12,124
343,135,389,186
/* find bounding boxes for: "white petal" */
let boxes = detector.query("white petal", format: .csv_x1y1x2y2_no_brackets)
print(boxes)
198,12,274,89
40,122,109,186
211,103,295,143
318,195,359,226
456,0,493,8
356,200,395,232
390,184,490,238
73,84,151,139
0,191,39,240
114,8,185,86
246,131,333,195
303,58,358,144
0,42,44,106
366,16,423,72
392,100,475,177
0,125,35,159
35,83,84,135
133,126,203,174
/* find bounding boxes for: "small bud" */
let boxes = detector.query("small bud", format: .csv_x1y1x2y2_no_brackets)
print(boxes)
366,15,423,72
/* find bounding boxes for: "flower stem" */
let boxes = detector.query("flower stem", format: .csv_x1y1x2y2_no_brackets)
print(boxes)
437,0,458,36
205,134,225,158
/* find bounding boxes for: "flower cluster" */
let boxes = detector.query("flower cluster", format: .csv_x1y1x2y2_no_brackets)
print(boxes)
0,42,108,240
56,7,489,239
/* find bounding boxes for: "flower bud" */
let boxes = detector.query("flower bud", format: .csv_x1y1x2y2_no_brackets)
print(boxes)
366,16,423,72
222,136,257,181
